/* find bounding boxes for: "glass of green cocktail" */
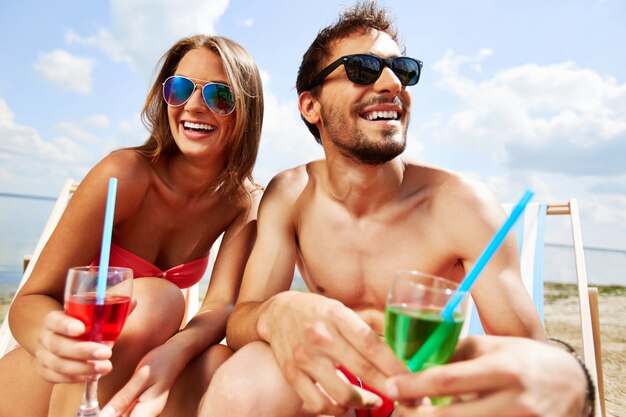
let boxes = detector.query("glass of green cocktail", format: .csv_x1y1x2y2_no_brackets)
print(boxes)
384,270,467,405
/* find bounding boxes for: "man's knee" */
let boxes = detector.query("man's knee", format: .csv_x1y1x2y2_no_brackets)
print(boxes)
212,341,277,396
201,341,295,416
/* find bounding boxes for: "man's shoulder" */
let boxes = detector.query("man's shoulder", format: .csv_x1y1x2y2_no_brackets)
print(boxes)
270,163,309,183
261,161,319,205
402,161,499,210
266,161,321,193
403,161,464,191
429,172,504,228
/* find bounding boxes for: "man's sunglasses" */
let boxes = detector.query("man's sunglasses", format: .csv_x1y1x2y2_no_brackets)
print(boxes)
162,75,235,116
305,54,423,90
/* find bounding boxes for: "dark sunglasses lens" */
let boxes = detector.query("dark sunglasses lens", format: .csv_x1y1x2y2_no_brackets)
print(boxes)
203,83,235,115
392,58,420,86
163,76,194,106
345,55,382,84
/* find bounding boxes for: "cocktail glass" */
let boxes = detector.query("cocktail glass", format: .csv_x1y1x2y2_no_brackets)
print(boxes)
64,266,133,417
384,270,466,405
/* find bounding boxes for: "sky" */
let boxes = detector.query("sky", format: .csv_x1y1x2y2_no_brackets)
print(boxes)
1,0,625,271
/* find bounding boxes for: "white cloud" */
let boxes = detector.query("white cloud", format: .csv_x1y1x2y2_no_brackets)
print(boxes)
0,99,15,127
112,114,150,151
0,98,97,194
65,0,230,76
84,114,110,129
403,131,425,161
253,74,324,185
32,49,96,94
430,50,626,176
55,122,98,144
428,56,626,249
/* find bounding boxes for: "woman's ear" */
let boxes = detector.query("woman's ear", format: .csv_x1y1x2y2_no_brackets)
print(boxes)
298,91,320,125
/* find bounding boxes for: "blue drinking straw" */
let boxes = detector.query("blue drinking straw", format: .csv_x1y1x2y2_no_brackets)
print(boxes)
440,189,534,320
407,189,534,372
96,178,118,305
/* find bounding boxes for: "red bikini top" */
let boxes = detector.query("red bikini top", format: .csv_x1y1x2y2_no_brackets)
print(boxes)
91,243,209,289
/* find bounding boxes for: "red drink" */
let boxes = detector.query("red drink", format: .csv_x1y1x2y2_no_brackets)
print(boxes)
65,293,131,346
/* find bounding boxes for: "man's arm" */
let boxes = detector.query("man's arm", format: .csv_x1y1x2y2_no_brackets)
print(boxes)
435,177,546,339
226,169,303,350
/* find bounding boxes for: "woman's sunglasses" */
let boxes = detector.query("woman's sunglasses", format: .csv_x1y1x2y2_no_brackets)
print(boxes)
305,54,423,90
162,75,235,116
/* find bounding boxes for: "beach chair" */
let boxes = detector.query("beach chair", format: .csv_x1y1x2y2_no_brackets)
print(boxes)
0,179,204,357
462,200,604,417
0,179,78,357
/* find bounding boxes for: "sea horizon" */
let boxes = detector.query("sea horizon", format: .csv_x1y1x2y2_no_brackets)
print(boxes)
1,193,624,289
2,243,624,290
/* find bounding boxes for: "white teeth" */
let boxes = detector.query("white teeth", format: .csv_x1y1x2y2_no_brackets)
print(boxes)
183,121,215,131
365,111,398,121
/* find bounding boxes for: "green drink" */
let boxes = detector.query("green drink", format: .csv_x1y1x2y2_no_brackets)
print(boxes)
385,271,467,406
384,304,464,369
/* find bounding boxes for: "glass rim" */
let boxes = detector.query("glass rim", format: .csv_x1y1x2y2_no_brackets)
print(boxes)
394,269,464,295
69,266,133,274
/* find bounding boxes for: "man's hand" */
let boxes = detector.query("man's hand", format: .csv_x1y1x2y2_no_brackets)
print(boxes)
385,336,588,417
258,292,407,415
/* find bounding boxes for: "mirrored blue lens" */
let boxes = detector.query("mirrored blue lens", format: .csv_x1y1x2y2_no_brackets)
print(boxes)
203,83,235,115
163,76,195,106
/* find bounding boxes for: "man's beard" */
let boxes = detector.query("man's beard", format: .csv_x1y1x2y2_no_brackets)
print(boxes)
322,104,408,166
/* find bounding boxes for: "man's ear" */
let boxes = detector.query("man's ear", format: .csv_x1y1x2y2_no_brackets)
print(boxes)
298,91,320,125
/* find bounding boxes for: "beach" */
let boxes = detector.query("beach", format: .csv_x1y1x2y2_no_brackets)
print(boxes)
543,284,625,417
1,283,624,416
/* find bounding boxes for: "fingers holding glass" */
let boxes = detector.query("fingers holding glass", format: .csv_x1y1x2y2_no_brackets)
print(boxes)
64,266,133,417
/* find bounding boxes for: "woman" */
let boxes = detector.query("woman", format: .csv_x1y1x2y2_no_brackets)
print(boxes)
0,35,264,417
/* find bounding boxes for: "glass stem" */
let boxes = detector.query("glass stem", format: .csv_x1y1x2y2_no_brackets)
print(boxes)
77,376,100,417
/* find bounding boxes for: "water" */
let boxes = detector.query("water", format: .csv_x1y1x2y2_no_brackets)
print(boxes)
0,267,22,286
544,244,626,286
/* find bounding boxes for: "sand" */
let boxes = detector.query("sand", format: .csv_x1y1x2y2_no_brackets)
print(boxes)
543,284,625,417
1,283,624,416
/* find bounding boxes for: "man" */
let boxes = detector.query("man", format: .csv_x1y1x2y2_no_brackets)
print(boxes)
200,1,545,416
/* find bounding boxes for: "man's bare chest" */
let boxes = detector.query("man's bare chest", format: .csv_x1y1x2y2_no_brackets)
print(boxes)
295,221,441,308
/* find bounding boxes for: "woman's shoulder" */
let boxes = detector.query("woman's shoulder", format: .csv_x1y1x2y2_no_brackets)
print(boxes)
84,150,153,199
99,149,150,173
92,150,151,184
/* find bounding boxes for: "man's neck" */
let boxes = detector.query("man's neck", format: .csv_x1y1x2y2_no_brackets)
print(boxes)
324,154,405,217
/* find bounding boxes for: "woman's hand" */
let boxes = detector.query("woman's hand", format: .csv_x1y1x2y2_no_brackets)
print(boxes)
35,310,113,383
99,342,186,417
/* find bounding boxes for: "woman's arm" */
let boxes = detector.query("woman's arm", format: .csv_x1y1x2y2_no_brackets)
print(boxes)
9,150,147,358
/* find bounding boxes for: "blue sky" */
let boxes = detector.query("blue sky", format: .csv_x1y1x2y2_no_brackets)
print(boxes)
1,0,625,270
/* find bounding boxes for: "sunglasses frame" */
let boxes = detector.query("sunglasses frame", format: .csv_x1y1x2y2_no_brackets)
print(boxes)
162,75,235,116
305,54,423,91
